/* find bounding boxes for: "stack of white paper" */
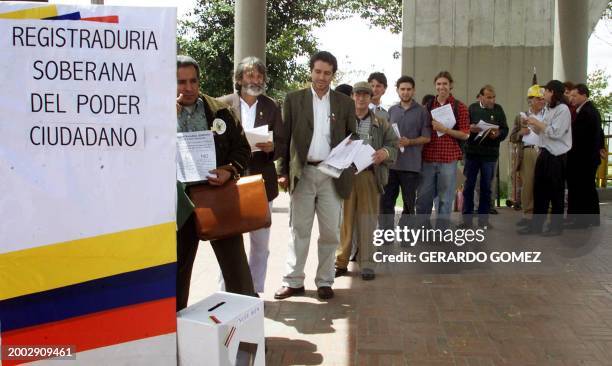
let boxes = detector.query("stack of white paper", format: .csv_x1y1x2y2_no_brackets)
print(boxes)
324,136,361,169
517,112,541,146
475,120,499,138
316,136,379,177
430,104,456,137
522,129,540,146
245,125,273,152
352,143,377,174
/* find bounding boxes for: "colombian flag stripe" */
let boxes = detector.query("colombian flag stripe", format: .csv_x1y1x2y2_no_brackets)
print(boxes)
81,15,119,23
1,297,176,366
0,263,175,332
0,222,176,301
0,5,57,19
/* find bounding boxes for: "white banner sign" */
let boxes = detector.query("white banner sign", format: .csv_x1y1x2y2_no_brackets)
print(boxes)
0,3,177,254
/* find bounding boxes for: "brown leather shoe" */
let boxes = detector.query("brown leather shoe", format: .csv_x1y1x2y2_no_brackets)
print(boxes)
274,286,305,300
317,286,334,300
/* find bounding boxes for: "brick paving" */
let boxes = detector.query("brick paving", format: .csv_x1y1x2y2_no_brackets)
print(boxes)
189,193,612,365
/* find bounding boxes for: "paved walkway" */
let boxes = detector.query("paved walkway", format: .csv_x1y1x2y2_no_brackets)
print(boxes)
189,193,612,365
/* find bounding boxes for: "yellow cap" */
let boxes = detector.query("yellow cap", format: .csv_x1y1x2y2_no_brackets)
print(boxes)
527,84,544,98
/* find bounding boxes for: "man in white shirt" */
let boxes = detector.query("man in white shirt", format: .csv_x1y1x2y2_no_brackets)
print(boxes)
275,51,356,300
217,57,284,293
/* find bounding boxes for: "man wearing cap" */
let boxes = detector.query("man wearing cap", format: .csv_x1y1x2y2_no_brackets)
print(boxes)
461,85,508,228
510,84,545,226
368,72,390,120
275,51,356,300
334,81,398,280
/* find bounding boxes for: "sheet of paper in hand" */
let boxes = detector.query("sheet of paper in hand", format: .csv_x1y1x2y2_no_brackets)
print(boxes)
392,124,404,153
353,143,377,174
475,120,499,138
522,128,540,146
177,131,217,182
245,125,272,152
430,103,457,137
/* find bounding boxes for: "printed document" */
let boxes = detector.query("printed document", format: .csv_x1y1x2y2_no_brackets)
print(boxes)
176,131,217,183
430,103,456,137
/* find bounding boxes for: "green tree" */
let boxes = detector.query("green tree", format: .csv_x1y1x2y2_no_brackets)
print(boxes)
329,0,402,34
178,0,405,99
178,0,332,100
587,68,612,120
603,0,612,20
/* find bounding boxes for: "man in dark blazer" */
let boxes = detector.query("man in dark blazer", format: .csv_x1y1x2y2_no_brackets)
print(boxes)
217,56,284,293
175,55,255,311
567,83,604,228
274,51,356,300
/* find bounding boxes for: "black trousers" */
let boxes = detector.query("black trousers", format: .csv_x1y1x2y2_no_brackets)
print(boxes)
379,169,420,230
176,214,255,311
532,149,566,232
567,157,600,225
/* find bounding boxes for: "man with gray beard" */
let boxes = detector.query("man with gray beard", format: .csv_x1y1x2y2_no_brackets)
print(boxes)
218,57,284,293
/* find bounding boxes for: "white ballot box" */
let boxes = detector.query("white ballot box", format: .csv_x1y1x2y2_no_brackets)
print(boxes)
177,292,265,366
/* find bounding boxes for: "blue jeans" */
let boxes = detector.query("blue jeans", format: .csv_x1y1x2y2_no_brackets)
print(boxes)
416,161,457,228
462,158,496,224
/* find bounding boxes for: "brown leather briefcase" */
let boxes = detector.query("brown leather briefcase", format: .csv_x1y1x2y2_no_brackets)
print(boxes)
187,174,271,241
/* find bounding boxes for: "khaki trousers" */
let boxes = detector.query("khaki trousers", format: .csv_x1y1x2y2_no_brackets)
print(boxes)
520,147,538,215
336,170,379,270
282,165,343,288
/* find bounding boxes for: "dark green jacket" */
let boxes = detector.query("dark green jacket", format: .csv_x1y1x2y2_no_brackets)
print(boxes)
465,103,508,161
176,94,251,229
363,110,399,193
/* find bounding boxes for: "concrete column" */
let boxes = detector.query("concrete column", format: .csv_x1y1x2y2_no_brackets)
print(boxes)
553,0,588,83
234,0,266,70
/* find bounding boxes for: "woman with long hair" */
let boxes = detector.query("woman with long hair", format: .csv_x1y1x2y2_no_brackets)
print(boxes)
518,80,572,236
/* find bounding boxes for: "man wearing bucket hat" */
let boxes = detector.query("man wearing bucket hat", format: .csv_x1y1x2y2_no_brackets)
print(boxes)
510,84,546,226
334,81,398,280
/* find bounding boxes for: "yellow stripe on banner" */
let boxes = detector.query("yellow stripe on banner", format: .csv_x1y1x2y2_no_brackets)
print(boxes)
0,222,176,301
0,5,57,19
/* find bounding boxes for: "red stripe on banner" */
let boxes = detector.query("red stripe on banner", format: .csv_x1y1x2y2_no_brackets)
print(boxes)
81,15,119,23
1,297,176,365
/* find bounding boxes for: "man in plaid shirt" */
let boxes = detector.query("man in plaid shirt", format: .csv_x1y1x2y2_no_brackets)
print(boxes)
416,71,470,229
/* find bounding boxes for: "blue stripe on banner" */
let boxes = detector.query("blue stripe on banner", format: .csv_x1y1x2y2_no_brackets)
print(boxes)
43,11,81,20
0,263,176,332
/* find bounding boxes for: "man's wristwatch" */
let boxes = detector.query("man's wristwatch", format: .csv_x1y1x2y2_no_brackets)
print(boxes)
218,163,240,181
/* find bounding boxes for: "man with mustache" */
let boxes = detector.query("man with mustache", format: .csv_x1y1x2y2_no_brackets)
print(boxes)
175,55,255,311
218,56,284,294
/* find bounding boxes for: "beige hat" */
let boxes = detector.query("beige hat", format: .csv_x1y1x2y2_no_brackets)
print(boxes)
352,81,373,95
